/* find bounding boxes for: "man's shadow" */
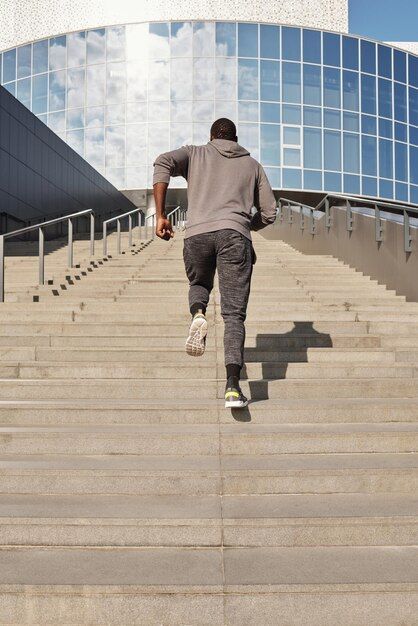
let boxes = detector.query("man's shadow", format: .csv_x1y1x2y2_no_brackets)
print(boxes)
230,322,332,422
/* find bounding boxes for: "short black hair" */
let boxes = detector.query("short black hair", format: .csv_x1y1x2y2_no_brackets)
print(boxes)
210,118,237,141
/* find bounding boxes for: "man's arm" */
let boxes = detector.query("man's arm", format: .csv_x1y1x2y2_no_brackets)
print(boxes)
250,164,277,231
152,146,190,239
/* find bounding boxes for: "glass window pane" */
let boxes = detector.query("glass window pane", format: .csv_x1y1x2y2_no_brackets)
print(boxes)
395,122,407,142
261,60,280,101
67,31,86,67
32,40,48,74
264,167,281,188
193,100,214,122
394,49,406,83
411,147,418,185
282,62,301,103
261,124,280,165
395,182,408,201
238,23,258,57
261,102,280,123
409,55,418,89
17,77,31,108
395,142,407,181
361,40,375,74
49,36,66,70
238,123,259,159
323,67,340,108
394,82,407,122
32,74,48,114
106,103,126,125
107,25,126,61
149,59,169,101
260,25,280,59
172,58,193,100
87,29,106,64
304,170,322,190
343,112,359,132
172,100,193,122
106,62,126,104
238,101,258,122
126,166,148,188
303,64,321,105
17,45,31,79
3,49,16,83
215,100,237,120
379,138,393,178
86,64,105,105
410,126,418,146
106,125,125,167
126,102,146,124
86,106,104,127
304,106,321,126
378,78,392,118
193,22,214,57
409,87,418,126
49,70,66,111
323,33,340,67
362,114,377,135
282,27,301,62
194,57,214,100
127,124,147,164
66,129,84,155
344,174,360,193
238,59,258,100
343,70,359,111
126,24,148,61
283,126,300,145
343,37,358,70
67,108,84,129
126,62,147,101
304,128,321,168
171,123,192,150
283,168,301,187
325,171,341,191
363,176,377,197
85,127,104,169
379,118,392,139
362,135,377,176
193,122,211,145
282,104,301,124
379,179,393,198
343,132,359,173
149,23,169,59
324,130,341,170
284,148,300,166
324,109,340,129
216,22,236,56
361,73,376,114
171,22,193,57
378,45,391,79
303,29,321,64
4,82,16,97
48,110,65,133
67,68,85,108
215,57,236,99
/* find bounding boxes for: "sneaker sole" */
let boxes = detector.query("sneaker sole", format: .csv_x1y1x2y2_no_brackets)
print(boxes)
225,399,249,409
185,317,208,357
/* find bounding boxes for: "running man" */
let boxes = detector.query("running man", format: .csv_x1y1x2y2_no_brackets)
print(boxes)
153,118,276,408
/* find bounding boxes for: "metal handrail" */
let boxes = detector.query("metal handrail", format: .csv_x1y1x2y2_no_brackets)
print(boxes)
102,207,144,256
145,213,155,240
0,208,95,302
278,193,418,252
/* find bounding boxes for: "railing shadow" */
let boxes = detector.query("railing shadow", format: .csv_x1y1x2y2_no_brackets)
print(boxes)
230,322,333,421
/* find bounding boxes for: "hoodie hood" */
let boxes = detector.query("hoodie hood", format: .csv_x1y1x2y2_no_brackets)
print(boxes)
209,138,250,158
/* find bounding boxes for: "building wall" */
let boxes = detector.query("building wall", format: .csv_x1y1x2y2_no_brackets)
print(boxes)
0,1,348,51
0,84,135,233
387,42,418,55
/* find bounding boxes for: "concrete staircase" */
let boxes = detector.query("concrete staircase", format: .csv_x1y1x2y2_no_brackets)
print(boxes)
0,230,417,625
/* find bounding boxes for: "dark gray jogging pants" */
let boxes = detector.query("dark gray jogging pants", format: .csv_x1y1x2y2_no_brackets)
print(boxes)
183,229,255,368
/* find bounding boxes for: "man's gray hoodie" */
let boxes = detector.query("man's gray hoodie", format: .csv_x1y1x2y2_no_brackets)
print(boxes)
152,139,277,240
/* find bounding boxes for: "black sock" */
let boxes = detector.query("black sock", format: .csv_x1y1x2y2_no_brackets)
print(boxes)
190,303,206,317
226,364,241,386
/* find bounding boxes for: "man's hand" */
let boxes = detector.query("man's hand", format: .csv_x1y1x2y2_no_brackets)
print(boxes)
156,217,174,240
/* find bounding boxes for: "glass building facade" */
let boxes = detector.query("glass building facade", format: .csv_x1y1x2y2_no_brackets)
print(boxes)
1,21,418,202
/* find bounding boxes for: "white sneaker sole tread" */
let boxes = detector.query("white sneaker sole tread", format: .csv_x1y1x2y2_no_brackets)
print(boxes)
185,315,208,357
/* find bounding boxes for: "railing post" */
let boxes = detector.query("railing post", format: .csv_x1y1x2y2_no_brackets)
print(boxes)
0,235,4,303
325,198,331,229
145,215,148,240
288,203,293,224
346,200,353,232
117,219,121,254
404,209,412,252
67,217,73,267
309,209,316,235
90,213,95,256
375,205,383,242
38,226,44,285
300,205,304,230
152,214,155,240
103,222,107,256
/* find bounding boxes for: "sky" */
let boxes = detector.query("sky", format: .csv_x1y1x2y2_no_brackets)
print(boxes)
349,0,418,40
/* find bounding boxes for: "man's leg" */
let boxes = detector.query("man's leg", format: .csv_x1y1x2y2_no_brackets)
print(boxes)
183,233,216,356
215,229,253,407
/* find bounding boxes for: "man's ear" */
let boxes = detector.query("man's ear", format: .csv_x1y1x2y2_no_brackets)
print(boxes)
234,135,238,142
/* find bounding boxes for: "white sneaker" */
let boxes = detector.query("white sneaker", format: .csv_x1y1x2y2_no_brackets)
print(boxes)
185,313,208,357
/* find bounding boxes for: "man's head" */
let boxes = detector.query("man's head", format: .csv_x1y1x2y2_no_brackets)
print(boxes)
210,118,237,142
